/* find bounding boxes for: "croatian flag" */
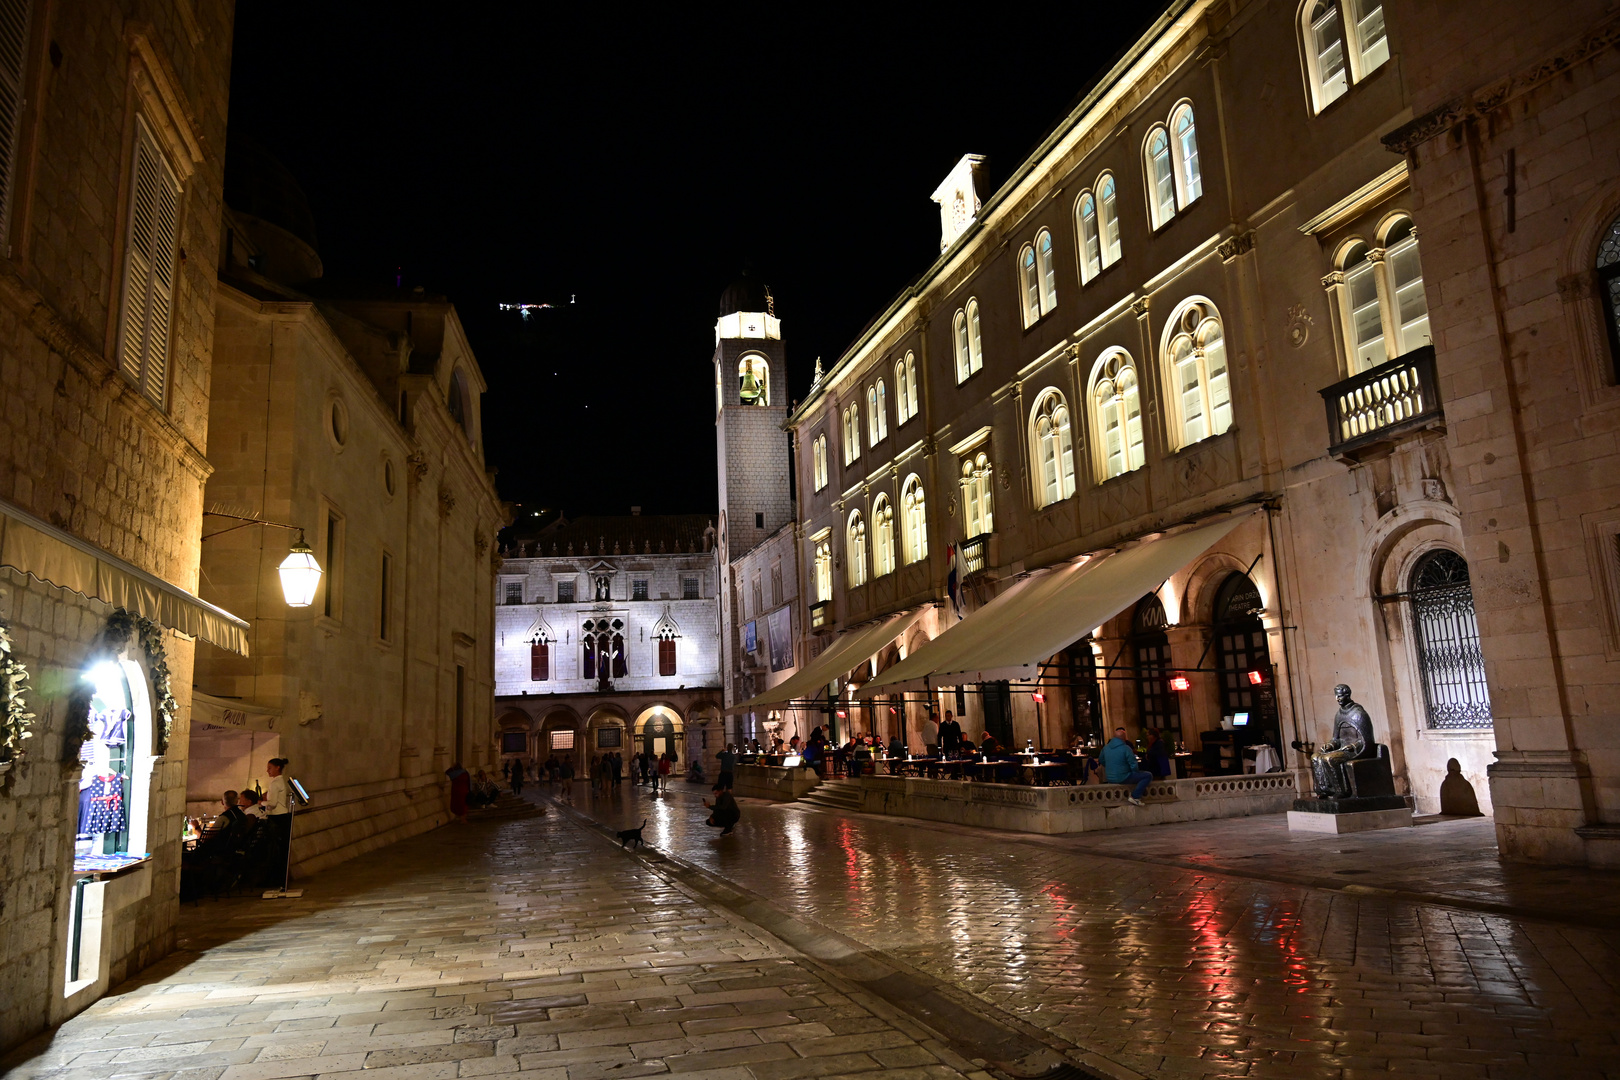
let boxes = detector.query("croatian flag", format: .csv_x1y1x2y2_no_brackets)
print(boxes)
946,542,965,619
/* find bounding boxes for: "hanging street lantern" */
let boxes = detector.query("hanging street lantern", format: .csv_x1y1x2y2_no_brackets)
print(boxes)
277,536,324,608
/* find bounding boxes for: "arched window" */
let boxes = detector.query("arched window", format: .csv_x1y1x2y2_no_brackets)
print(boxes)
1300,1,1388,113
1098,173,1122,266
1596,212,1620,382
1163,298,1232,448
1037,228,1057,313
842,403,860,464
866,386,879,444
738,354,769,405
812,433,828,492
1145,127,1175,228
1171,103,1203,207
901,474,928,564
953,310,971,383
1214,573,1273,731
814,537,833,602
894,359,911,423
1382,216,1430,353
1030,390,1076,507
960,450,993,538
1341,241,1385,370
1077,192,1101,282
1407,550,1492,729
966,299,983,374
875,380,888,441
1019,244,1041,326
530,635,550,681
904,352,918,419
654,621,679,677
1091,348,1145,480
872,495,896,577
847,511,868,588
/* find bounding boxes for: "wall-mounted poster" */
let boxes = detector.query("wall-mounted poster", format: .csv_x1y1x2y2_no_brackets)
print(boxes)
743,620,757,654
767,606,793,672
597,727,622,748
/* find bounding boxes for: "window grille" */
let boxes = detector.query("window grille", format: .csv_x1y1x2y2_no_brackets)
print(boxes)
632,579,649,601
682,576,699,600
557,580,575,603
504,581,523,605
1597,213,1620,384
1407,550,1492,729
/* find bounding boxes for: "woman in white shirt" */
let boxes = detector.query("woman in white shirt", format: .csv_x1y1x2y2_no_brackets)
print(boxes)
261,758,292,888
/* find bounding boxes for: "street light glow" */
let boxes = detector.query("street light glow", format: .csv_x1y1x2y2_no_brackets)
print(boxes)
278,541,324,608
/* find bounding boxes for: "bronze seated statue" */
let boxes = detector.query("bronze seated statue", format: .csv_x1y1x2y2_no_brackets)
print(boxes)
1293,684,1405,814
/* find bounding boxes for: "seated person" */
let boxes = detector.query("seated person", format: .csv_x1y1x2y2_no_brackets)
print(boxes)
978,731,1000,757
1145,731,1172,779
239,788,268,821
1075,755,1102,785
887,735,905,773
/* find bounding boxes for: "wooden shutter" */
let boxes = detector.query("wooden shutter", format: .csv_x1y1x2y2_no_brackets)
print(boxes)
530,642,548,681
0,0,30,245
658,638,676,677
117,117,181,407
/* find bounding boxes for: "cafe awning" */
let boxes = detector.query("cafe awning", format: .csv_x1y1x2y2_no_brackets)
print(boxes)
730,607,930,714
191,691,281,731
868,512,1254,691
0,497,251,656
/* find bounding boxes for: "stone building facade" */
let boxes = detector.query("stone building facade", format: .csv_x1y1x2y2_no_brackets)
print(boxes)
1381,2,1620,864
193,159,505,877
492,514,722,774
0,1,241,1052
725,0,1620,866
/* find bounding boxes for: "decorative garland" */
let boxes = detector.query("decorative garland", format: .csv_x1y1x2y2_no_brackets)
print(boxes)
0,618,34,765
104,610,178,757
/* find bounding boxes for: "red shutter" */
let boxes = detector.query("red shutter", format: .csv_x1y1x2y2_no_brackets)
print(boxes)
530,642,548,681
658,638,677,677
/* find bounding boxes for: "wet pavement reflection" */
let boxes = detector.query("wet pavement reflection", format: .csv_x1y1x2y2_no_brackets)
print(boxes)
557,778,1620,1079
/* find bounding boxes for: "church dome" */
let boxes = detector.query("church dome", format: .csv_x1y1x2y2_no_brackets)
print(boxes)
718,272,770,317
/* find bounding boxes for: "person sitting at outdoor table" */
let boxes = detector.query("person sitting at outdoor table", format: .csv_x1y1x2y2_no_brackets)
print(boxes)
239,788,268,821
887,734,905,773
1075,754,1102,784
1101,726,1153,806
978,731,1000,757
1145,730,1172,779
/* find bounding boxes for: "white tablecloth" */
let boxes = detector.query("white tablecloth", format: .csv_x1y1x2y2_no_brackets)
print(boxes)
1252,745,1281,774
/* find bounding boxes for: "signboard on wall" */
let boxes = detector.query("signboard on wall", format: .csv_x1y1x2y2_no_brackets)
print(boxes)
744,620,757,654
767,607,793,672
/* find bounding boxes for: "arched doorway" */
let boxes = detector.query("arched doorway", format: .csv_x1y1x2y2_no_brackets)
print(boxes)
634,706,685,766
495,709,532,760
1407,550,1493,730
1063,638,1102,743
1212,572,1276,738
586,707,627,755
1132,594,1178,737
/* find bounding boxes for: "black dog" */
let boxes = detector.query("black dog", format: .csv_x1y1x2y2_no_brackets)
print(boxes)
617,820,648,849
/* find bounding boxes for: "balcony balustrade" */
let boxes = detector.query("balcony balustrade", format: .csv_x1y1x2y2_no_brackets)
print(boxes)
1319,346,1442,462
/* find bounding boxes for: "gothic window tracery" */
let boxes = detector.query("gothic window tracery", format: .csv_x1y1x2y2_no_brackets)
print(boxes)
1090,348,1145,480
1162,298,1231,448
1030,390,1076,507
901,474,928,565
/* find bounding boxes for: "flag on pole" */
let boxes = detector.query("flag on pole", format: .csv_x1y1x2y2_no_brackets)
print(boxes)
946,541,964,619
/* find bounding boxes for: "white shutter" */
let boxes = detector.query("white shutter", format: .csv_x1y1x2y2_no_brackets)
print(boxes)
0,0,31,246
117,118,182,407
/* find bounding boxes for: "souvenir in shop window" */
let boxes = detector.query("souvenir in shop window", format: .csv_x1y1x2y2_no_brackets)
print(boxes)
77,663,140,858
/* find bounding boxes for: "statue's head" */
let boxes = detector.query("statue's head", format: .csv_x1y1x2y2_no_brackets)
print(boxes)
1334,683,1352,705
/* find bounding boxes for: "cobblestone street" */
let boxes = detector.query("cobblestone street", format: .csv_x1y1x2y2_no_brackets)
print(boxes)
6,785,1620,1080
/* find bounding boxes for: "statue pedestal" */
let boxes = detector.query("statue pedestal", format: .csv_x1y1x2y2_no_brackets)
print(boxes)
1287,795,1412,834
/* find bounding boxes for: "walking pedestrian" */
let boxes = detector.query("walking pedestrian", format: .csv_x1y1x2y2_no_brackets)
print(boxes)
716,744,736,792
513,759,525,795
1101,727,1153,805
657,751,673,791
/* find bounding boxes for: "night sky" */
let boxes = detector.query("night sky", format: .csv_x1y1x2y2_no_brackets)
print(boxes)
227,5,1155,518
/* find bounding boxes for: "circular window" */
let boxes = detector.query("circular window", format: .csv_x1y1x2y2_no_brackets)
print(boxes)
383,458,397,497
327,398,349,450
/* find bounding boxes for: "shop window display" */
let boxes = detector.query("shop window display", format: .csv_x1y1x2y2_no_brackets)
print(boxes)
74,661,149,867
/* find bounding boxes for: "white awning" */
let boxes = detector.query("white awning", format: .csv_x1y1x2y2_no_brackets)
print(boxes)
0,497,251,656
730,607,930,714
867,512,1254,691
191,691,281,732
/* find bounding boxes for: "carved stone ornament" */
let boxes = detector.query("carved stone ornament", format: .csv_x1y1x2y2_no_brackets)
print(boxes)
1130,296,1151,318
998,464,1013,490
474,530,489,556
1286,304,1314,349
1217,231,1255,263
438,486,457,518
407,451,429,481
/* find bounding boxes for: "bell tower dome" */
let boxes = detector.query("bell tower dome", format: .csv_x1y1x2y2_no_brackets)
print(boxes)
713,271,791,563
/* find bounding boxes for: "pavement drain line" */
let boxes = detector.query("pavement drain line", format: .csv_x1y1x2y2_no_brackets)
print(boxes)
541,795,1135,1080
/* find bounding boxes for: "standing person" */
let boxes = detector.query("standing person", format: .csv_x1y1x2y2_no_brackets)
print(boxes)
716,744,736,792
1101,727,1153,805
657,751,673,791
703,784,740,835
262,757,293,888
940,711,961,758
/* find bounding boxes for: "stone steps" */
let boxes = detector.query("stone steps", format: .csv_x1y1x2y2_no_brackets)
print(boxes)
468,794,547,822
798,779,863,812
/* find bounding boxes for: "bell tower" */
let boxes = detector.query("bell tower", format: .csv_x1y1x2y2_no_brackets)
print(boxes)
714,272,791,562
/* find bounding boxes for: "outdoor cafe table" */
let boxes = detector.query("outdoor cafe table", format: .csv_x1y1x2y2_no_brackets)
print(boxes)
923,759,969,780
1018,760,1071,786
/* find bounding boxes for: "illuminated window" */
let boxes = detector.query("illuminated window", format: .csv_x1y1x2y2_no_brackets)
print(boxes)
1162,298,1231,448
1341,241,1386,371
847,510,867,588
814,536,833,602
872,495,896,577
1325,216,1430,373
953,300,984,382
116,117,182,410
967,299,983,373
960,451,993,538
841,403,861,465
1145,127,1175,229
1098,173,1122,266
1090,348,1145,480
1037,228,1057,314
1019,243,1041,327
738,354,769,405
1300,0,1388,114
867,380,888,445
1077,192,1101,282
812,433,829,492
1384,217,1430,354
904,352,918,419
901,474,928,564
894,356,915,424
1030,390,1076,508
1171,104,1202,208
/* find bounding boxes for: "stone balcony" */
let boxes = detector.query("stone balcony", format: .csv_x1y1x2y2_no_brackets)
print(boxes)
1319,345,1443,463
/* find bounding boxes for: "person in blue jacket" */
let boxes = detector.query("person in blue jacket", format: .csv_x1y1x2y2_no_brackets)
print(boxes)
1101,727,1153,805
